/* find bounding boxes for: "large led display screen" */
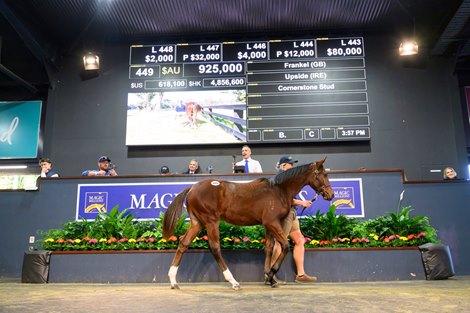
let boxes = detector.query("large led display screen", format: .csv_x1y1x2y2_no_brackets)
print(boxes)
126,37,369,146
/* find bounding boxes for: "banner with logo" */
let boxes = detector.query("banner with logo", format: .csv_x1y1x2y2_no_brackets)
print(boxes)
76,178,364,220
0,101,42,159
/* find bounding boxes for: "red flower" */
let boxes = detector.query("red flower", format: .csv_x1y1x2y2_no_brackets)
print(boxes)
352,238,359,243
260,238,267,243
169,235,178,241
56,238,65,243
242,237,250,242
118,238,128,243
233,238,241,243
202,235,209,241
407,234,415,240
145,237,155,243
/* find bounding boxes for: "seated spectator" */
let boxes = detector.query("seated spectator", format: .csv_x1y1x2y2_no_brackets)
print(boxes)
443,167,458,180
39,158,59,177
160,165,170,175
82,156,118,176
182,159,202,174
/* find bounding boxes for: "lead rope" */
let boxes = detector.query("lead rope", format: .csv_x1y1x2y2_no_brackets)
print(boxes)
298,193,319,238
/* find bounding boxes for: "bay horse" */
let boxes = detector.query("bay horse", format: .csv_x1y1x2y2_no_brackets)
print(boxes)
162,158,334,289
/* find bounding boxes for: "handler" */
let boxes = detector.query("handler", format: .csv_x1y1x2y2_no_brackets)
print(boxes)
269,155,317,284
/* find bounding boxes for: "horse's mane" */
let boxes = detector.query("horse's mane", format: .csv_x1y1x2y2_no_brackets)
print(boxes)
252,177,271,185
273,163,311,185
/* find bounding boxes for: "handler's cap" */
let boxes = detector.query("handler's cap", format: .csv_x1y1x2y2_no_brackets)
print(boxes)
160,165,170,174
279,155,298,165
98,156,111,162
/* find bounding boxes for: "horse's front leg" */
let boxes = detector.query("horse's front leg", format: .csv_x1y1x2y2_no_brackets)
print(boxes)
263,232,275,284
265,224,289,287
206,222,240,290
168,219,201,289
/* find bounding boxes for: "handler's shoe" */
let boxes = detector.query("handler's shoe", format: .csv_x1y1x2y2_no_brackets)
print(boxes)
295,273,317,283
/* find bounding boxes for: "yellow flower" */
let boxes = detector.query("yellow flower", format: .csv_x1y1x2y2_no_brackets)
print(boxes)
45,238,54,243
372,235,379,240
158,238,167,243
399,236,408,241
309,240,320,245
223,237,232,242
341,238,351,242
251,240,260,243
99,238,107,243
74,239,81,243
128,238,137,243
192,236,200,243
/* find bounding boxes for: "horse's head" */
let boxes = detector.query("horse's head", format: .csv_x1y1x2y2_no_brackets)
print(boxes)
308,157,334,201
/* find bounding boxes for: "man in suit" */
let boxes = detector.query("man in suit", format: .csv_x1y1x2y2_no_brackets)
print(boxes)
182,159,201,174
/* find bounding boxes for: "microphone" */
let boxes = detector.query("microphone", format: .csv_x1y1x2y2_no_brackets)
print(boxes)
232,154,237,162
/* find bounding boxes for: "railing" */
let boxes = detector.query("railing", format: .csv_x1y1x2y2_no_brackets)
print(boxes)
200,104,246,141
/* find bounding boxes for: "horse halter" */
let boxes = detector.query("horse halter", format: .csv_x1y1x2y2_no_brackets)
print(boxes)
312,167,331,199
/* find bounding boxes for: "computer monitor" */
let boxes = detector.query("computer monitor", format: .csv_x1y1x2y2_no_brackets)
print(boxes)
234,165,245,173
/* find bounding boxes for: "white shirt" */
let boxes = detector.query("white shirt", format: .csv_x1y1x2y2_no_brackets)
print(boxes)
236,158,263,173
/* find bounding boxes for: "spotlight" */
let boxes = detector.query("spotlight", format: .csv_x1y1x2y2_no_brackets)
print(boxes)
399,40,419,56
83,52,100,70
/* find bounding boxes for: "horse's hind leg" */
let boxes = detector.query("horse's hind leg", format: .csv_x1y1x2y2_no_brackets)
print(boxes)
206,222,240,290
168,218,202,289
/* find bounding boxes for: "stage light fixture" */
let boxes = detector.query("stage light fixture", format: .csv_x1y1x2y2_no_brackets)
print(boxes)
399,40,419,56
83,52,100,70
0,165,28,170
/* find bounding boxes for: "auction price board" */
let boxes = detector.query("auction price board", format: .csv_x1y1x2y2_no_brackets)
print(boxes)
128,37,370,143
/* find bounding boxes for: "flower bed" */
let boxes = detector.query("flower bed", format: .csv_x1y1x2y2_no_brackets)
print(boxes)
37,205,439,251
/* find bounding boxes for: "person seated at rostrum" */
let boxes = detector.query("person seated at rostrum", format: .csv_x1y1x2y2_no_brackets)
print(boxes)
160,165,171,175
39,158,59,177
443,167,458,180
182,159,202,174
82,156,118,176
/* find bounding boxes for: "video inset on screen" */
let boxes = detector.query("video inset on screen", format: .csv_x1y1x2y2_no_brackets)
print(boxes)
126,89,246,145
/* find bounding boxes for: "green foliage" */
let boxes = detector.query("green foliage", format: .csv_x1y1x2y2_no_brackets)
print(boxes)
62,219,93,238
387,206,432,235
38,204,439,251
88,206,136,239
351,206,439,241
301,205,357,241
173,214,190,237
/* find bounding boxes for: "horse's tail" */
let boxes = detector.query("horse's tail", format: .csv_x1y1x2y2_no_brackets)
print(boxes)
162,186,191,239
